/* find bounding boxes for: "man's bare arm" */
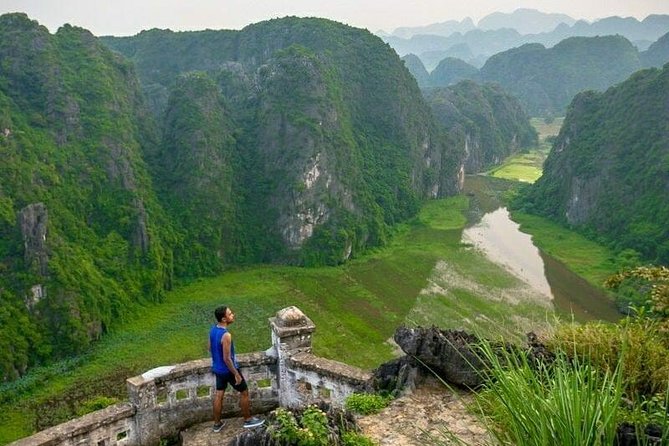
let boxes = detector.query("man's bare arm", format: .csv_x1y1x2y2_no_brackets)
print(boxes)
222,332,242,384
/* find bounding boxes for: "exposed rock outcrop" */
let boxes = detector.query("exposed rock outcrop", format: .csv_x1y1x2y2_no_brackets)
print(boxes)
371,356,419,396
425,81,537,174
19,202,49,277
393,326,486,388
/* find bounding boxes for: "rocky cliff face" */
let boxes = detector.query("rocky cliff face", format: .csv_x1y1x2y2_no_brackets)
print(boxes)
19,203,49,277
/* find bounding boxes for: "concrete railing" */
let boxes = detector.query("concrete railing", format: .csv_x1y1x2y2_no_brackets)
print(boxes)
10,306,373,446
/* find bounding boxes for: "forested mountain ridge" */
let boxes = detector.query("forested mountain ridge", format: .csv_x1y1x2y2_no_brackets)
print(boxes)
642,31,669,67
424,57,480,88
425,81,537,173
401,54,430,87
515,63,669,264
0,13,174,379
480,35,642,116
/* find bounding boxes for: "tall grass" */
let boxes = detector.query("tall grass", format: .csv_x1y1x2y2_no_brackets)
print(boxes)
548,318,669,397
475,342,624,446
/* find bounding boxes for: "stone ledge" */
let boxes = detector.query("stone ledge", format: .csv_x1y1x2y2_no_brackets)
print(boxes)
288,352,372,386
127,352,276,386
10,402,135,446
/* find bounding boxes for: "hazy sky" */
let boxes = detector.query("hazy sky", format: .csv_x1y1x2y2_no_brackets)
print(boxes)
1,0,668,36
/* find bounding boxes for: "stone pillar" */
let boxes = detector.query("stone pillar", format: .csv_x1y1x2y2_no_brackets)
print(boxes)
269,306,315,407
126,375,160,446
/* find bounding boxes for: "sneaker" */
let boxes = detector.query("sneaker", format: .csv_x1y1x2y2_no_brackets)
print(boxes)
212,421,225,432
243,416,265,428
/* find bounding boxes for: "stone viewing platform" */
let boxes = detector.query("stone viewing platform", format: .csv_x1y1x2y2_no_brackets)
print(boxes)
10,306,372,446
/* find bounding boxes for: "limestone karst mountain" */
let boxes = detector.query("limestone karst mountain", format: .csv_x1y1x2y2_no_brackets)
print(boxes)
0,12,540,381
425,81,537,173
516,64,669,264
103,17,466,267
0,13,174,379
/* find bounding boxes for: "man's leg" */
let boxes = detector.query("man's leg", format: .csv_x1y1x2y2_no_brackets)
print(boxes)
213,389,225,423
239,389,251,420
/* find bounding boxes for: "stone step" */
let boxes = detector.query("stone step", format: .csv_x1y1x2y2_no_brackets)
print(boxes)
180,417,248,446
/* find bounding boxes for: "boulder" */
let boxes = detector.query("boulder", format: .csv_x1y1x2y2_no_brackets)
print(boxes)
394,326,486,388
371,356,418,396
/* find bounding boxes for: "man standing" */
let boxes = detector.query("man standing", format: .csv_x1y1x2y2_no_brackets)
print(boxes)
209,305,264,432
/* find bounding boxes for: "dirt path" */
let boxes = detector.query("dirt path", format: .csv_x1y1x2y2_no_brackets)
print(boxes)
356,376,493,446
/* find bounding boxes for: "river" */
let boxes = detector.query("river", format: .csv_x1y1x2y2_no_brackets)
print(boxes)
462,175,620,322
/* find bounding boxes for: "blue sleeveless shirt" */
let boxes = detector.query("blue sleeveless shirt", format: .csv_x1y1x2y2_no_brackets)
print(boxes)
209,325,238,374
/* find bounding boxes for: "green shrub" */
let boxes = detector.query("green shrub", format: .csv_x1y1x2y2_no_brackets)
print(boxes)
618,392,669,429
269,406,329,446
268,404,377,446
344,393,390,415
341,431,378,446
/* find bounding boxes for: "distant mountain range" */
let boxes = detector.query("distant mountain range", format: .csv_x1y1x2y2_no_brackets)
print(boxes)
381,9,669,70
404,32,669,117
385,9,576,38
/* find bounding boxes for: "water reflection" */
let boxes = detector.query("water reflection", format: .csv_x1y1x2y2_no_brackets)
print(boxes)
462,207,552,299
461,184,619,322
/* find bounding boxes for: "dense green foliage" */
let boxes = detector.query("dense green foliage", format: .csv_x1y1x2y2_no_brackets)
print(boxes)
268,405,375,446
480,35,642,116
425,57,480,88
156,72,247,275
476,340,626,446
514,64,669,265
0,14,174,381
549,319,669,397
484,313,669,446
641,32,669,67
425,81,538,173
344,393,391,415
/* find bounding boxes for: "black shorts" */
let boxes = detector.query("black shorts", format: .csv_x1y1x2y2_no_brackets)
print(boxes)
214,371,248,392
